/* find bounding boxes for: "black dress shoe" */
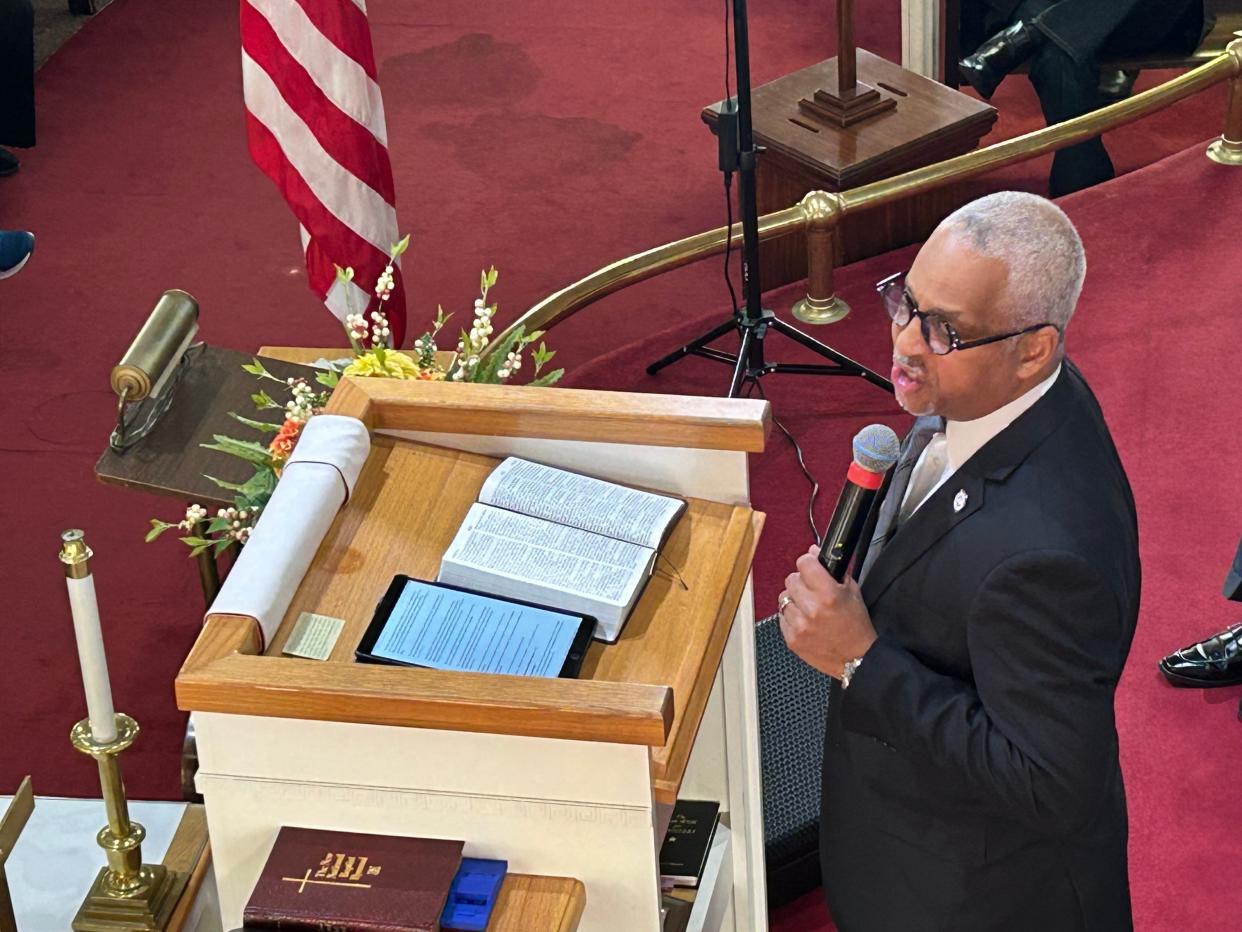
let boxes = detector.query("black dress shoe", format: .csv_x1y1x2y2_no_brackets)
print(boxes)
958,20,1046,100
1159,622,1242,687
0,148,18,177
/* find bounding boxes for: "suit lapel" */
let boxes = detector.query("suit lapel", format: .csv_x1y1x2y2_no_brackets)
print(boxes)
860,363,1079,607
860,469,985,608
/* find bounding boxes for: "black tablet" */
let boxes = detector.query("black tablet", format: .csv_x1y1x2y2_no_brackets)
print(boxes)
355,576,597,679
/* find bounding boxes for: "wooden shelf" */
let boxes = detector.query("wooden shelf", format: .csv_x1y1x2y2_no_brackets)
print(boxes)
492,874,586,932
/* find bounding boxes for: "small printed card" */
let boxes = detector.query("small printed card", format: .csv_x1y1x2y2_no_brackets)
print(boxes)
283,612,345,661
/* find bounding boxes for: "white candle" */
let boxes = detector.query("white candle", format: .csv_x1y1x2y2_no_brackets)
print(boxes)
66,571,117,743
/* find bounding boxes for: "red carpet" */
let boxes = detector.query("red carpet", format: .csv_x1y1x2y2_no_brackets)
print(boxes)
0,1,1237,929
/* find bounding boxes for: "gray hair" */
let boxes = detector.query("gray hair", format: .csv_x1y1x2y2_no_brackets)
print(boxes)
938,191,1085,338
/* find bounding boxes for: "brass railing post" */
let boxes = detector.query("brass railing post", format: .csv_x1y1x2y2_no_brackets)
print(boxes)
1207,37,1242,166
792,191,849,324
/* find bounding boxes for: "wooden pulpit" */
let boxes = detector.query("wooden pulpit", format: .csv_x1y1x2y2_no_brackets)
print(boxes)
174,375,772,932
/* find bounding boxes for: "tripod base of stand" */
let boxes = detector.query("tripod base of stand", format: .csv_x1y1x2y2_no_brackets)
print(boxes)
646,309,892,399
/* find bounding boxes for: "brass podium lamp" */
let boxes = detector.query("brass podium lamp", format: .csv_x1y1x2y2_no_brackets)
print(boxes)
109,290,200,453
60,530,188,931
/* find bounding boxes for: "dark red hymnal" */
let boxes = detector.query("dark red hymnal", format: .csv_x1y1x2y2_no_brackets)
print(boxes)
243,826,464,932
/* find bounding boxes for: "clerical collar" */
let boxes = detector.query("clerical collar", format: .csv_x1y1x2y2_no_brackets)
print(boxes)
945,363,1062,473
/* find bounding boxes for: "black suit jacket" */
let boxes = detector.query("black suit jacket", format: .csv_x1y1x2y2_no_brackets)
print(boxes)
820,362,1140,932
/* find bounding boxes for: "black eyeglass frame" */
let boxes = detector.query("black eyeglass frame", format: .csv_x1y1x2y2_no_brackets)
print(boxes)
875,271,1059,355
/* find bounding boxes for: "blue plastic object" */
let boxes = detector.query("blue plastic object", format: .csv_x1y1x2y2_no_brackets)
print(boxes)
440,857,508,931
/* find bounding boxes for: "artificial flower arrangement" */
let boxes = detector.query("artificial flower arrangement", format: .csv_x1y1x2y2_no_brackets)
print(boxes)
147,236,562,557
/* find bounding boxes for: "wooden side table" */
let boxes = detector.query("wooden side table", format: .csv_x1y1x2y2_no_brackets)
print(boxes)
704,49,997,290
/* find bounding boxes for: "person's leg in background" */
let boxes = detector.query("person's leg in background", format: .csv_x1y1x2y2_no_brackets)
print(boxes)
960,0,1203,196
0,0,37,175
1025,38,1114,196
1224,536,1242,603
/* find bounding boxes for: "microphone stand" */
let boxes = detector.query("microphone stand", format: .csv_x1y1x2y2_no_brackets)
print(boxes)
646,0,893,399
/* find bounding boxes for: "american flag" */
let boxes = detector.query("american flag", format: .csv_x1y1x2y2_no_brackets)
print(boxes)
240,0,406,346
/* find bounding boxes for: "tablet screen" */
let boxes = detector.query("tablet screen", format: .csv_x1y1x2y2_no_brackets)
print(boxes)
369,578,584,678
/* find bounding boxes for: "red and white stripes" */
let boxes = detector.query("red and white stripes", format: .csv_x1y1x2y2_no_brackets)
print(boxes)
241,0,406,345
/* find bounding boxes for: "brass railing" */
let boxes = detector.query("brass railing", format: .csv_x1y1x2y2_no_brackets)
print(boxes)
488,37,1242,355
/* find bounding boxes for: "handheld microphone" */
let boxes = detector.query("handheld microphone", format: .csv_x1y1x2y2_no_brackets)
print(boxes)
819,424,900,581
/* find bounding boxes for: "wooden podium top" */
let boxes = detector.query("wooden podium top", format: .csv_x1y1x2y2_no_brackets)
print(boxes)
177,375,768,805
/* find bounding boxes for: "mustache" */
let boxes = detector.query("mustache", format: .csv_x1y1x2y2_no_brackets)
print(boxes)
893,352,923,373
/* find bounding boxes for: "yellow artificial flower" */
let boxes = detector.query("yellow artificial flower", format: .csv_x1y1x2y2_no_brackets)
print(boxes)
343,350,422,380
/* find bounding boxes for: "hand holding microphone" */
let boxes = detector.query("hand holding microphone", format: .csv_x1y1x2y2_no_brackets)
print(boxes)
779,424,899,678
818,424,900,581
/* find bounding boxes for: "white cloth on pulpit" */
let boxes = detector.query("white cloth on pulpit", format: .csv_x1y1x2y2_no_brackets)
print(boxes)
205,414,371,646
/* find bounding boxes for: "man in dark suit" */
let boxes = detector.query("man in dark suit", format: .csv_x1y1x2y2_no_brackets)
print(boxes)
957,0,1206,194
779,191,1140,931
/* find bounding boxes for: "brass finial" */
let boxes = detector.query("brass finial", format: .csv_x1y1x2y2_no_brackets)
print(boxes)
59,529,93,579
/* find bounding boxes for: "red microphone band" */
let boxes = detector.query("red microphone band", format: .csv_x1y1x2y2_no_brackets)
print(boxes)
846,460,887,490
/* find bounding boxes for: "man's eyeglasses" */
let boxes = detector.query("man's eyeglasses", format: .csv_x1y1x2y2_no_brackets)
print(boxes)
876,271,1058,356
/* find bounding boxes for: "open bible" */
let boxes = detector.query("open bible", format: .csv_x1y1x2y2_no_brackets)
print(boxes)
437,457,687,642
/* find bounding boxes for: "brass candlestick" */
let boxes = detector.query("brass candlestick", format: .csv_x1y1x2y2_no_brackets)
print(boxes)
70,714,187,931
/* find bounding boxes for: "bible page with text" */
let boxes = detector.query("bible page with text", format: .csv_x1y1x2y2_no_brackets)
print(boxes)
477,457,684,550
438,504,654,636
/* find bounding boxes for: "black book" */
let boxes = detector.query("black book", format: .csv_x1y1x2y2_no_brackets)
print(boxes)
659,800,720,888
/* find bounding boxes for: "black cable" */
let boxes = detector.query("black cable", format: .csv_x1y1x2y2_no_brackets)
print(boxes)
750,379,823,545
723,176,740,317
722,0,740,317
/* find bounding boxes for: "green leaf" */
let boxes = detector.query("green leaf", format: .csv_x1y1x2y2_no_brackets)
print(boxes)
206,515,232,534
213,537,236,556
486,266,499,288
316,369,340,389
335,264,355,284
474,328,522,383
528,368,564,388
243,357,287,384
179,535,215,557
229,411,281,433
204,474,246,493
251,390,280,410
145,519,175,543
390,233,411,259
201,435,274,468
237,467,277,502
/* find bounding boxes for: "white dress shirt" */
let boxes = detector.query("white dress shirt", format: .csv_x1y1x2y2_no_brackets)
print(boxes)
900,364,1062,521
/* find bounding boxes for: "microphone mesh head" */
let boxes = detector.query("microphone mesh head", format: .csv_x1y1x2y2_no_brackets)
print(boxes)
852,424,901,474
